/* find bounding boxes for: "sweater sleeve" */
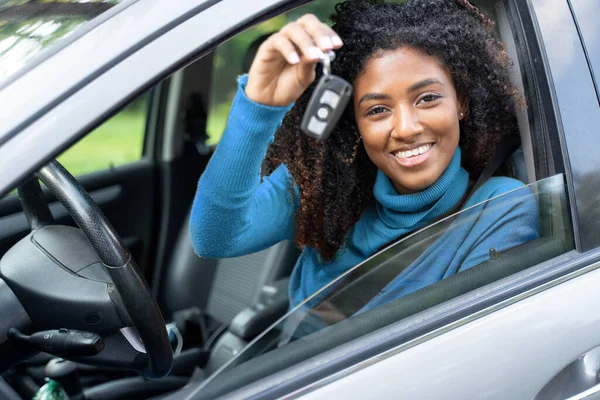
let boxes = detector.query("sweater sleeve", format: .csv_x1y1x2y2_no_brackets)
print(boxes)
458,177,539,271
190,75,299,258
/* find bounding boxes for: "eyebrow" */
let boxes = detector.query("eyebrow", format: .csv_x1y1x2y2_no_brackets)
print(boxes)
358,93,391,105
408,78,444,93
358,78,444,105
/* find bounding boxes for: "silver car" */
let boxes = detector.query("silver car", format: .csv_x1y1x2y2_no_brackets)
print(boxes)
0,0,599,399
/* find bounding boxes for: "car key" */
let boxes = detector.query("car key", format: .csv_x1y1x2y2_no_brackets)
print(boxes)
300,51,353,141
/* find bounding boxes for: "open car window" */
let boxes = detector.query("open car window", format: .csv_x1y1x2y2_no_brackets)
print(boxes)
198,173,574,392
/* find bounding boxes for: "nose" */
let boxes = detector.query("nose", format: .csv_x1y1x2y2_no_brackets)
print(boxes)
391,105,422,141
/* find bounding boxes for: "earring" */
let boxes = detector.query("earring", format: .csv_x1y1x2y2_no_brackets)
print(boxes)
460,112,464,117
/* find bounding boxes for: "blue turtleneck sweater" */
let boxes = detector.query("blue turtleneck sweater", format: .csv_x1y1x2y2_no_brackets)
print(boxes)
190,75,538,311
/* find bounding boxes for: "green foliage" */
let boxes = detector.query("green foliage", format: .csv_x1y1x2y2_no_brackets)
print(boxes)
57,102,146,176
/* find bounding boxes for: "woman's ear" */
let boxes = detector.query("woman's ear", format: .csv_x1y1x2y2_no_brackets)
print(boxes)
458,97,469,121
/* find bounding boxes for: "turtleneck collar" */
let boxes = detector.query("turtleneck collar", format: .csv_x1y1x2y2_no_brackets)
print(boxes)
373,147,469,229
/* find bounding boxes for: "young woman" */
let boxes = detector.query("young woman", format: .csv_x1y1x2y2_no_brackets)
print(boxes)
190,0,538,315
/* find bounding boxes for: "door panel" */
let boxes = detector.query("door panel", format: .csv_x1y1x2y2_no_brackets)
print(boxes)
529,0,600,252
297,261,600,400
0,160,156,274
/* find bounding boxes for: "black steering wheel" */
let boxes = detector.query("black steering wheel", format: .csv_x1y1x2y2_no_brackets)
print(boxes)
1,160,172,378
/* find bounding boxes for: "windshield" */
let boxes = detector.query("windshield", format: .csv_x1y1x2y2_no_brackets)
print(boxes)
0,0,122,85
197,174,573,395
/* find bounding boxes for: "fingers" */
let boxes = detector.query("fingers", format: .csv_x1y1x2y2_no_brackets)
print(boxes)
296,13,343,50
267,14,343,66
281,22,322,62
270,34,302,65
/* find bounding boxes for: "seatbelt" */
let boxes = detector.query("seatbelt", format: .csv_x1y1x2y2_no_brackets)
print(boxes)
465,134,522,206
307,136,522,325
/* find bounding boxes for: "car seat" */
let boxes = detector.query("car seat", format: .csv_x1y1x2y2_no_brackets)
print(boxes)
160,207,298,344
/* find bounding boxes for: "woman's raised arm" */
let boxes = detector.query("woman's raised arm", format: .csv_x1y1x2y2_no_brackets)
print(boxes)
190,15,342,258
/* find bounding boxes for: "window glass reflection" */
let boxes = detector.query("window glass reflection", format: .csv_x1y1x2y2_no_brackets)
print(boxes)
0,0,119,83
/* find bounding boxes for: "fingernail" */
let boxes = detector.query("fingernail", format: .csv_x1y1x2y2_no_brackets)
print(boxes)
331,35,343,46
288,52,300,64
319,36,333,50
308,46,324,60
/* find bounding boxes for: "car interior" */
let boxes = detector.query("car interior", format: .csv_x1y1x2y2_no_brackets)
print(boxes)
0,0,577,399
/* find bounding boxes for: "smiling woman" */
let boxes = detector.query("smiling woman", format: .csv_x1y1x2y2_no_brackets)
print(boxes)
190,0,536,322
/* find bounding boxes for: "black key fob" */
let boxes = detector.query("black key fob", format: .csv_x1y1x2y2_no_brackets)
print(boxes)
300,54,352,141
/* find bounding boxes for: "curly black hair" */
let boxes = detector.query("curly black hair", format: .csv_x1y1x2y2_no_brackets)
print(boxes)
264,0,522,261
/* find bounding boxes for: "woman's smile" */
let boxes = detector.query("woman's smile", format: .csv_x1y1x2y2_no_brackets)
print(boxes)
391,142,435,168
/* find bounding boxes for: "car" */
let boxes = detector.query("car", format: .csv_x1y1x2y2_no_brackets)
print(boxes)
0,0,599,399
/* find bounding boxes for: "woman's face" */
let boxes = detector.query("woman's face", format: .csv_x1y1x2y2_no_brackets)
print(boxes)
353,46,465,194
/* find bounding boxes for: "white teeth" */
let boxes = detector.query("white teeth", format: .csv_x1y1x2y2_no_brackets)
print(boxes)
395,143,432,159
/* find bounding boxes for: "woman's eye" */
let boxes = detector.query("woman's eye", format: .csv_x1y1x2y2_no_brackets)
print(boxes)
417,94,442,105
365,106,388,116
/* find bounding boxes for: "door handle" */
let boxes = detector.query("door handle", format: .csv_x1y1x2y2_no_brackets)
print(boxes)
536,346,600,400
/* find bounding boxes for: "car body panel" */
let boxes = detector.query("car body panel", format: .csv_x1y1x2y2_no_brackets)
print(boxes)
293,260,600,400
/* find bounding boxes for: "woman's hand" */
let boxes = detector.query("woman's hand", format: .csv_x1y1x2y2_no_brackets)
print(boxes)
245,14,343,107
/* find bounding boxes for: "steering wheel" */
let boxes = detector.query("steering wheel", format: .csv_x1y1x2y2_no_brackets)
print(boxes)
0,160,172,378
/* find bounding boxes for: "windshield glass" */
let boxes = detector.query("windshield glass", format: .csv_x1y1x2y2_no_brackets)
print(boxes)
197,174,573,395
0,0,121,85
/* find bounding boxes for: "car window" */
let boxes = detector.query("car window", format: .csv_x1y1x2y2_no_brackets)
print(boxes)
0,0,124,86
205,0,340,145
198,174,574,391
56,92,148,177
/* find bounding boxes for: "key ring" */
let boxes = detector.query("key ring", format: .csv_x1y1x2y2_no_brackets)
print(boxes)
320,51,335,76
